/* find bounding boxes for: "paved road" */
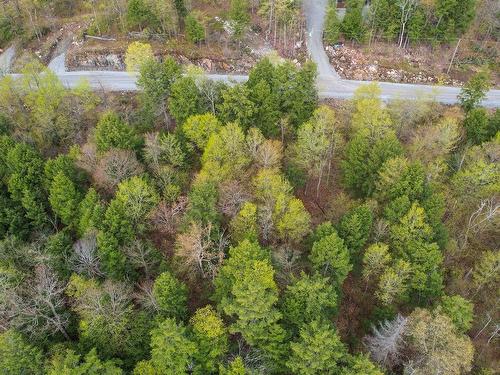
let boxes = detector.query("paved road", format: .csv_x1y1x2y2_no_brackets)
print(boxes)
303,0,340,79
48,53,67,73
2,0,500,107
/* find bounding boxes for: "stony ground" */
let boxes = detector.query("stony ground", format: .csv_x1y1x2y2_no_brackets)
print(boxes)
326,44,463,86
326,41,499,87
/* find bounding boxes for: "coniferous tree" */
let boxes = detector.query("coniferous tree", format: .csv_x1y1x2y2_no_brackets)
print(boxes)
309,231,352,289
324,3,341,44
152,271,188,319
94,112,140,152
341,0,367,42
186,13,205,43
47,348,123,374
229,0,250,39
286,320,347,375
282,272,338,333
137,318,196,374
49,171,82,227
342,128,403,197
190,306,228,374
438,295,474,333
338,204,373,259
168,77,202,125
0,330,44,374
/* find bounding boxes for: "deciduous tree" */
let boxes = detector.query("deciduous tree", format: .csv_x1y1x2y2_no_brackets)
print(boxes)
125,42,154,72
459,70,492,112
405,309,474,375
182,113,222,150
365,314,408,369
230,201,259,243
201,123,250,182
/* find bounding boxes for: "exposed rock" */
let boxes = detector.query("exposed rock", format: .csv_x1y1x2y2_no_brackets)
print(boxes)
201,58,213,71
178,55,190,64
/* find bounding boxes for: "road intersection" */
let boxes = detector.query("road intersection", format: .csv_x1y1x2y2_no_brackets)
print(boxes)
2,0,499,107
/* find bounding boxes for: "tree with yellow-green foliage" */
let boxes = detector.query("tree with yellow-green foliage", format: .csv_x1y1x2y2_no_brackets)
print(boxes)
230,202,258,243
292,105,342,198
125,42,154,72
351,83,392,133
182,113,222,150
190,305,228,374
201,123,250,182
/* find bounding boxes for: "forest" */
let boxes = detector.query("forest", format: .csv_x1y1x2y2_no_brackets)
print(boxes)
0,50,498,374
0,0,499,374
323,0,497,45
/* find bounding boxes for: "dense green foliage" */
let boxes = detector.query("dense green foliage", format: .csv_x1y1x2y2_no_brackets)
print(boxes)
368,0,477,44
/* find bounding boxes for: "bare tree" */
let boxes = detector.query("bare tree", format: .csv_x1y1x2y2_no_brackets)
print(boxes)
397,0,418,48
71,278,132,325
218,181,251,217
198,78,225,115
461,197,499,251
257,204,274,242
175,222,227,280
150,197,188,235
77,142,98,173
2,265,70,340
364,314,408,369
134,279,158,313
122,239,161,279
71,232,103,277
272,244,300,285
255,140,283,169
143,132,163,171
93,149,144,193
